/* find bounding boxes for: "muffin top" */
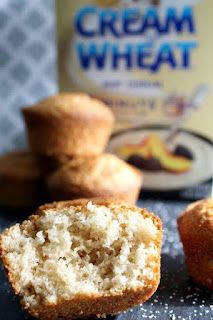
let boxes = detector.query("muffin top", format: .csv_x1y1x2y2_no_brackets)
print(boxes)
47,153,143,192
23,92,114,123
0,151,45,181
178,198,213,232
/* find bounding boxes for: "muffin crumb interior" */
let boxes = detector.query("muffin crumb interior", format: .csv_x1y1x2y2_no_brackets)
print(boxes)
1,202,160,308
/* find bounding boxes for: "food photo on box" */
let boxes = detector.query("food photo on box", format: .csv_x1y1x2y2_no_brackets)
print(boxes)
0,0,212,319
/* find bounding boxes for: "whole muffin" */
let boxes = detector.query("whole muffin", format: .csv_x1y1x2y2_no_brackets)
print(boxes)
46,154,143,204
0,151,48,208
177,199,213,290
0,198,162,319
23,93,114,157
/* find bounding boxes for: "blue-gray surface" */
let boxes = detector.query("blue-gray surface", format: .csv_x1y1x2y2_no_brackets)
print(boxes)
0,200,212,320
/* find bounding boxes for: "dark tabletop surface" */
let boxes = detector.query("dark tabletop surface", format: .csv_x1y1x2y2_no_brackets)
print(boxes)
0,199,212,320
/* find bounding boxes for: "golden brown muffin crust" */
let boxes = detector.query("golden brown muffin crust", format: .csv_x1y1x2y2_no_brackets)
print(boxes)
23,92,114,123
178,198,213,290
0,151,45,181
46,154,143,204
0,151,48,208
23,93,114,157
28,287,158,319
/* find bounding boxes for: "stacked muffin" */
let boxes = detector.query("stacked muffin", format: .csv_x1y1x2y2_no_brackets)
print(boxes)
0,151,47,208
0,93,143,208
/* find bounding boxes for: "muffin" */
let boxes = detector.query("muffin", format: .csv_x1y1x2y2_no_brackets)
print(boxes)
0,151,47,208
177,198,213,290
22,93,114,157
46,153,143,204
0,198,162,319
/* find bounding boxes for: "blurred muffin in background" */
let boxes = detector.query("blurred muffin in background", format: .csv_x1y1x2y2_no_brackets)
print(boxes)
23,92,114,157
0,151,48,208
46,153,143,204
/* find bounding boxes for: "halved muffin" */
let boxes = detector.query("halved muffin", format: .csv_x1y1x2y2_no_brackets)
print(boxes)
0,198,162,319
178,198,213,290
0,151,47,208
46,154,143,204
23,93,114,157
